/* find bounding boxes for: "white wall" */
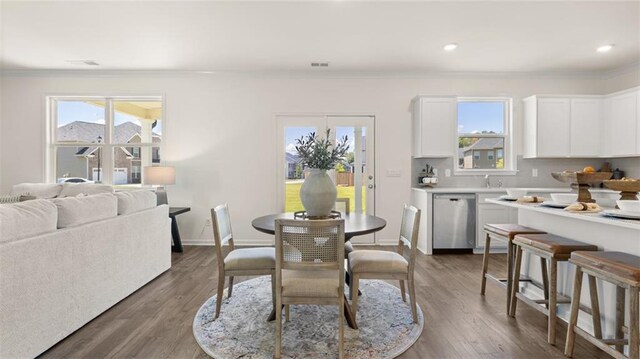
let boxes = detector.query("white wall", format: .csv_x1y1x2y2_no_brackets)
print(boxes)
0,73,607,244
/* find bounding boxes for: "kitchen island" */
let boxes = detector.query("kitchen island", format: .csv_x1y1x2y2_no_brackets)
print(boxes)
487,198,640,341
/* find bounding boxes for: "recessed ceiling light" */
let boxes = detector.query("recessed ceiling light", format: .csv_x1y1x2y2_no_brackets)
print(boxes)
443,43,458,51
199,71,214,74
66,60,99,66
597,44,614,53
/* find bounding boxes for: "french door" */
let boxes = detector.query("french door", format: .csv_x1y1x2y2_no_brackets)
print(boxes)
276,115,376,243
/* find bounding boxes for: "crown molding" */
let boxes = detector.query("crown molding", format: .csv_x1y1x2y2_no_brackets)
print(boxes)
601,61,640,79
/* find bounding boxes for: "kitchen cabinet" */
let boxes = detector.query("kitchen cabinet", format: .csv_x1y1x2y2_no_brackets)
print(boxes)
476,193,517,249
605,90,638,157
411,96,456,158
523,96,600,158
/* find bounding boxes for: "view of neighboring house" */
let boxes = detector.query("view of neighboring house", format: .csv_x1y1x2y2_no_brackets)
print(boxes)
56,121,161,184
461,137,504,169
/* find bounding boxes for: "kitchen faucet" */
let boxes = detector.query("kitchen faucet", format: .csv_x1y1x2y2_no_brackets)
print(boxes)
485,174,491,188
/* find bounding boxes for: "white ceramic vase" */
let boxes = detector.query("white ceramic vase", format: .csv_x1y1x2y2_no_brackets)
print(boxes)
300,169,337,217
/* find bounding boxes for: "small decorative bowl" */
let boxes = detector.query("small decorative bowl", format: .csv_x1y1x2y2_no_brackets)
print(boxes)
550,193,578,205
616,200,640,213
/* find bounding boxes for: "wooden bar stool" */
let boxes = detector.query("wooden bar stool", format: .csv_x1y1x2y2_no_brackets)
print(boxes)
565,251,640,359
509,233,599,345
480,224,546,313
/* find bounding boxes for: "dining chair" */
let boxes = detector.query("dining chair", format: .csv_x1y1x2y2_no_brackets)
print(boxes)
211,203,276,319
335,197,355,266
274,218,346,359
348,204,421,323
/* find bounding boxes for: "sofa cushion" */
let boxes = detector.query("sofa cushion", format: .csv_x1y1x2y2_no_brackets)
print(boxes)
59,183,114,198
11,183,62,199
51,193,117,228
0,199,58,243
115,190,157,215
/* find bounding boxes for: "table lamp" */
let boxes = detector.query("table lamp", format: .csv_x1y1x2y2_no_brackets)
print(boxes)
143,166,176,205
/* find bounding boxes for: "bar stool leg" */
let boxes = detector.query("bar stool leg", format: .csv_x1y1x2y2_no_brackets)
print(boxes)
509,245,523,317
564,266,583,357
630,286,639,359
506,239,514,314
548,258,558,345
480,233,490,295
540,257,550,309
587,275,603,339
616,286,626,354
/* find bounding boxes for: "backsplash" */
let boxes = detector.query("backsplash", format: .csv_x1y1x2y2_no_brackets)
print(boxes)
411,156,637,189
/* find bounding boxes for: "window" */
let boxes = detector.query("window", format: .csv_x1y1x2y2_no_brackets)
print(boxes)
47,96,163,187
455,98,514,174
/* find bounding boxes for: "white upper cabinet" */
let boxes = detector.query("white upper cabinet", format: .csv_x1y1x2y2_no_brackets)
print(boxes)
412,96,456,158
537,97,571,157
605,90,638,157
570,98,602,157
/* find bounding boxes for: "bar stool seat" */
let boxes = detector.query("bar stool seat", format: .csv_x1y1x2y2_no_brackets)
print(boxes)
565,251,640,359
480,223,546,314
510,233,599,345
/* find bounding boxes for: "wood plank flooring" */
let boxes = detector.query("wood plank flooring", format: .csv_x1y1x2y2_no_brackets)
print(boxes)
41,246,608,358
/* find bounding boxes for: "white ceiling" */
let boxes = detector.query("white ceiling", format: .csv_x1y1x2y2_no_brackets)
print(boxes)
1,1,639,74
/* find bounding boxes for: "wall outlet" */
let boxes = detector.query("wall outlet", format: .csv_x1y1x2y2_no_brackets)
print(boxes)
432,168,438,176
532,168,538,177
445,169,451,177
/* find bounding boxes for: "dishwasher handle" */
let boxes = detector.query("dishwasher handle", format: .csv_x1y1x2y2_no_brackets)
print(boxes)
434,193,476,200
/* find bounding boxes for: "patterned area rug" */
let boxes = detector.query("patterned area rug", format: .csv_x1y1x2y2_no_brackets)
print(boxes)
193,276,424,359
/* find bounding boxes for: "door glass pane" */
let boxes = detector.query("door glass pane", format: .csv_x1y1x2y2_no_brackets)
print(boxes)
335,126,367,214
56,100,105,143
284,127,316,212
112,100,162,144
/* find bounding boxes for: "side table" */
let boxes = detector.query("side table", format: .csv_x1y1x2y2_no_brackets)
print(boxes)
169,207,191,253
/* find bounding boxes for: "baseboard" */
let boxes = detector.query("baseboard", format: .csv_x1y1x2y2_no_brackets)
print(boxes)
182,239,274,246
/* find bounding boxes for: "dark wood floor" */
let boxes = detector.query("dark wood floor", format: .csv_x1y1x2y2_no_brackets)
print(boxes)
41,246,608,358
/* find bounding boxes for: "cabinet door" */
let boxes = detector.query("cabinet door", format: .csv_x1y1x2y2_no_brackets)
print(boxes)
416,97,456,157
537,98,571,157
476,204,515,249
610,91,638,156
570,98,602,156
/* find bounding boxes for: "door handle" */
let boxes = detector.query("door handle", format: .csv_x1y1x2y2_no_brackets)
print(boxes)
368,175,373,180
368,184,374,189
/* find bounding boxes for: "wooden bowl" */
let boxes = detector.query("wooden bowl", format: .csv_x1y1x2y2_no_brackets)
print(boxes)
603,179,640,193
551,172,613,185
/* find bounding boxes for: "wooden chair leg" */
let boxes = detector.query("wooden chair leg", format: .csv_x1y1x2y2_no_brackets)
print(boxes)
509,246,523,317
271,273,276,314
215,271,225,319
275,295,282,359
480,233,491,295
227,276,234,298
630,286,639,359
564,266,583,358
351,275,360,321
540,257,550,309
548,258,558,345
409,276,418,323
339,291,345,359
588,275,603,339
399,280,407,302
616,286,626,354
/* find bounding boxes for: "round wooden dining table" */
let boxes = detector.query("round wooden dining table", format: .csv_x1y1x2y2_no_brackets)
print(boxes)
251,212,387,330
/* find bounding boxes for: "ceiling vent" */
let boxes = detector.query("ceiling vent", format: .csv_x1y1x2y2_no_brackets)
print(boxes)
66,60,100,66
311,62,329,67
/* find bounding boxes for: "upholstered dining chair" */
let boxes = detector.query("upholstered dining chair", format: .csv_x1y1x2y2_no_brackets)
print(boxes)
211,203,276,319
274,219,346,359
348,204,421,323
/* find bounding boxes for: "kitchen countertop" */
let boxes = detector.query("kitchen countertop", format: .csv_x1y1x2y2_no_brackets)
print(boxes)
486,198,640,230
411,187,620,194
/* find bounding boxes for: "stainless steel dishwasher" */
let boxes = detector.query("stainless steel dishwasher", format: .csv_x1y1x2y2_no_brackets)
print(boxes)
432,193,476,253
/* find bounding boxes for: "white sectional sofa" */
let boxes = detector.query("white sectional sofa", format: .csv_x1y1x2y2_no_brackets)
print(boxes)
0,185,171,358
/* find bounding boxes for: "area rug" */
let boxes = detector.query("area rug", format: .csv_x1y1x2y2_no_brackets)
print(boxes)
193,276,424,359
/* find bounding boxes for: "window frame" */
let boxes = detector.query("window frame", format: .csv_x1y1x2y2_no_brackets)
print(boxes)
45,95,165,186
454,97,516,176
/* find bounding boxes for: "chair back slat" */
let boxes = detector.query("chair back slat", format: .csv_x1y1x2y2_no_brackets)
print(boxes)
211,204,235,267
398,204,421,266
276,219,345,271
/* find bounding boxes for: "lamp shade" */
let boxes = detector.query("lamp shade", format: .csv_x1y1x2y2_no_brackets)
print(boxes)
143,166,176,185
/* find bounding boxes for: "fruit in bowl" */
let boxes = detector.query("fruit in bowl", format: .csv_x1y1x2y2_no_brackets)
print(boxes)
506,189,527,198
616,200,640,213
582,166,596,173
550,193,578,205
